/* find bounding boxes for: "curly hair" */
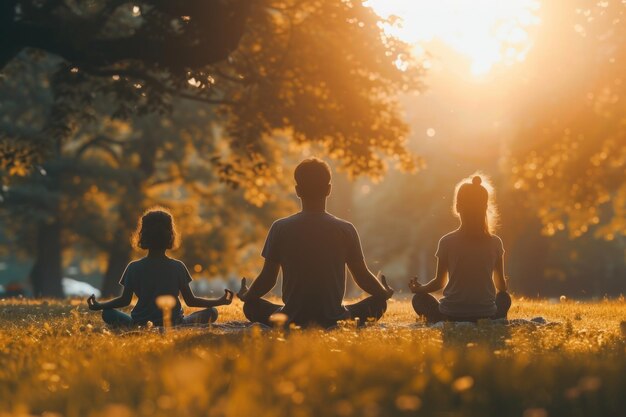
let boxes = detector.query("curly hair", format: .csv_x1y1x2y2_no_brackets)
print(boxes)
132,208,180,251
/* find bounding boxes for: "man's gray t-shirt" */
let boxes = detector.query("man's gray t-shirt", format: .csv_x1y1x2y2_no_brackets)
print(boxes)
261,211,364,325
119,256,192,325
437,230,505,318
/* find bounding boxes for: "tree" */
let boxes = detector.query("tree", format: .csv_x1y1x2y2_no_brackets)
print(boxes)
1,0,249,169
1,1,424,296
511,0,626,241
0,0,249,70
77,101,297,296
2,1,422,178
2,86,296,296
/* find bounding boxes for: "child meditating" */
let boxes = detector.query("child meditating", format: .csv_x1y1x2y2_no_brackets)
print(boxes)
87,208,233,327
409,174,511,323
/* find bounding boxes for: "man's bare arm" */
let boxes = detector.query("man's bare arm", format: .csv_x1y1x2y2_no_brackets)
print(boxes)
238,259,281,301
347,258,393,299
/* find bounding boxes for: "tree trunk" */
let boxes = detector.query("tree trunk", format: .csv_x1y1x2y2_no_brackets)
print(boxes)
100,193,144,296
100,186,144,297
0,1,18,69
30,219,64,298
27,71,68,299
101,233,132,297
100,129,158,295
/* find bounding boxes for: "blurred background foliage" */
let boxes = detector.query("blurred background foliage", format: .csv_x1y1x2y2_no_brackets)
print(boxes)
0,0,624,298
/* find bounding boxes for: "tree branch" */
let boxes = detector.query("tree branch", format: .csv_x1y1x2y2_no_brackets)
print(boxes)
2,0,252,70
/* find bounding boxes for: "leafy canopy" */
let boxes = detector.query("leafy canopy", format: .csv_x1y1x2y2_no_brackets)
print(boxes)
1,0,424,185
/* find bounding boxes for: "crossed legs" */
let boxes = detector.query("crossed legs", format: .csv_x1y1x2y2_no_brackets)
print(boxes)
345,296,387,323
412,292,512,323
102,309,134,327
242,298,283,326
102,307,218,328
243,296,388,328
180,308,219,326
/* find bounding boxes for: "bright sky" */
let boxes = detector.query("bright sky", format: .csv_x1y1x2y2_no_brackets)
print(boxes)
366,0,541,75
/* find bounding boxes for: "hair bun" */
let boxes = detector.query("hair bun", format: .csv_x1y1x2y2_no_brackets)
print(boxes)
472,176,482,186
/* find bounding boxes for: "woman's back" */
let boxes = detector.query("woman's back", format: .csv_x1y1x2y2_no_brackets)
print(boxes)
437,230,504,318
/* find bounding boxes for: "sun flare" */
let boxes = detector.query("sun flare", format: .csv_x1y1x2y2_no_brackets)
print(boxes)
367,0,541,75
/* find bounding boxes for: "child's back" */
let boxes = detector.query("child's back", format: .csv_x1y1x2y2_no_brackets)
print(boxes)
409,174,510,323
437,230,504,318
87,208,233,328
121,255,191,325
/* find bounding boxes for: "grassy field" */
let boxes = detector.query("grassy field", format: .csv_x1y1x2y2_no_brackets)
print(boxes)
0,297,625,417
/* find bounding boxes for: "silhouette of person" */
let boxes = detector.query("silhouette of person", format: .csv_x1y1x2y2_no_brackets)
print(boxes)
87,209,233,327
410,174,512,323
237,158,393,328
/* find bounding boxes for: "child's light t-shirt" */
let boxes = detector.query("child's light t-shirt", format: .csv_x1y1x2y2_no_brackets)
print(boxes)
119,256,192,325
436,230,504,318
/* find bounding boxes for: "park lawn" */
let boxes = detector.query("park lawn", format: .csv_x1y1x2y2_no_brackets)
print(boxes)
0,298,625,417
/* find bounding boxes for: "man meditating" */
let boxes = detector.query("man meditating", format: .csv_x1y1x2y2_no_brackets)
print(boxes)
237,157,393,328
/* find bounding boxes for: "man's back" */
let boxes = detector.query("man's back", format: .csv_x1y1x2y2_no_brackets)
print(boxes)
262,211,364,325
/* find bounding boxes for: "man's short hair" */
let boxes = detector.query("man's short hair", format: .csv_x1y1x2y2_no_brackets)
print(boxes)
294,158,331,197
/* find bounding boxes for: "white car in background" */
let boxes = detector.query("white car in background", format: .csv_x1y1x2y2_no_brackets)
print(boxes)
62,277,101,298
